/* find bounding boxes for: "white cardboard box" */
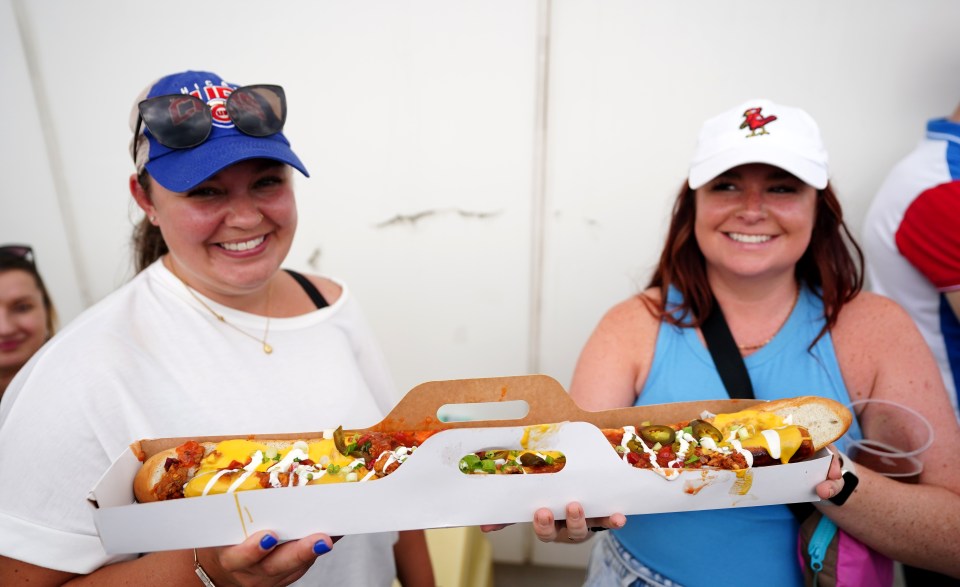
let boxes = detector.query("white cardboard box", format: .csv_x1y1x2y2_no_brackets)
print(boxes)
89,375,832,554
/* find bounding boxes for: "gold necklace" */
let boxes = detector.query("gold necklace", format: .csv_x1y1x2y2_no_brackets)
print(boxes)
736,288,800,352
173,270,274,355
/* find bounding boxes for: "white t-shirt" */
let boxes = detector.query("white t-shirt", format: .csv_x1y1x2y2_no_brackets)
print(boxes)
0,261,402,584
863,117,960,419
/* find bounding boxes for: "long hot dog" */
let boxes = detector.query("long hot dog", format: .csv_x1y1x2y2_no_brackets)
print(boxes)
603,396,851,478
133,428,438,503
134,396,851,500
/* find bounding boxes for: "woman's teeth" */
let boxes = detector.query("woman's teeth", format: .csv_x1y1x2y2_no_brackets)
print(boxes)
220,236,265,252
728,232,771,244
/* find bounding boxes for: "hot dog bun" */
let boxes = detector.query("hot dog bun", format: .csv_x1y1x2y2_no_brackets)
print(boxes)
134,438,333,503
133,441,213,503
706,395,852,452
134,431,438,503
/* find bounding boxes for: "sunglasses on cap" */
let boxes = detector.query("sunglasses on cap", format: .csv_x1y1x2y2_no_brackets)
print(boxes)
132,84,287,164
0,244,35,265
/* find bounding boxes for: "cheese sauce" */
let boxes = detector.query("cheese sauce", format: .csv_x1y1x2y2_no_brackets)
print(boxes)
183,439,378,497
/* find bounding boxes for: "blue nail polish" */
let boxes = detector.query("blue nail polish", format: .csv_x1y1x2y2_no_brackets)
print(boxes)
260,534,278,550
313,540,331,555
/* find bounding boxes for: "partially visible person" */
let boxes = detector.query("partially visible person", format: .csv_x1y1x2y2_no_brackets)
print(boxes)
0,244,57,397
863,102,960,423
510,99,960,584
0,70,433,586
862,102,960,586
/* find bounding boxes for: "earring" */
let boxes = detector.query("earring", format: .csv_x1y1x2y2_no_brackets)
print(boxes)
149,215,157,224
257,213,264,222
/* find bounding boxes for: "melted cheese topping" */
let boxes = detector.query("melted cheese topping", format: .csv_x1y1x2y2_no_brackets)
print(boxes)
711,409,787,435
520,424,559,449
740,426,804,464
183,438,369,497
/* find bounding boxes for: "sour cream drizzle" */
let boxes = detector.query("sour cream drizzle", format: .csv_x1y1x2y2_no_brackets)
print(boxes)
760,429,781,460
267,448,311,488
375,446,415,478
202,468,239,496
227,450,265,494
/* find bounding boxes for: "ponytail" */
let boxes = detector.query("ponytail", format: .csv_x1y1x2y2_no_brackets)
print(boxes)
131,172,168,273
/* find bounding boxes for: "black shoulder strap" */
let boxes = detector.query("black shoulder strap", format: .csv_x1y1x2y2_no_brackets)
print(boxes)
700,300,812,520
284,269,329,310
700,299,755,400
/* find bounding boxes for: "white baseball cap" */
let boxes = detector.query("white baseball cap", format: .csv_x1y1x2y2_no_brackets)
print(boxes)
687,98,829,190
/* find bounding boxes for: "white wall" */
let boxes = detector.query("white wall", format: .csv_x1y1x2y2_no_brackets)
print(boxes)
3,0,960,569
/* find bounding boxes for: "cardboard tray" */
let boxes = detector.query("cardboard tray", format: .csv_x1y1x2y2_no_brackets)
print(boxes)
89,374,832,554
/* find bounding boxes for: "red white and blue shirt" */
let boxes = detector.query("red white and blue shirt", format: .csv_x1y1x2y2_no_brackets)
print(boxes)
863,117,960,420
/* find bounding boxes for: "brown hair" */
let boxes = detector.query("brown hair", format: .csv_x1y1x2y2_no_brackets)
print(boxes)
132,171,168,273
645,181,864,343
0,253,59,337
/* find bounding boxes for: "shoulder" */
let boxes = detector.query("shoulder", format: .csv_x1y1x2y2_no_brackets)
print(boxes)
833,291,915,340
587,289,663,352
600,288,662,330
569,288,662,410
280,270,344,309
832,292,934,401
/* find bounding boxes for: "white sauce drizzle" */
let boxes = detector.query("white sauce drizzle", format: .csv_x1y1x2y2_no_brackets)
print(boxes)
761,429,781,460
667,431,694,468
620,425,681,480
202,468,238,496
267,448,310,488
377,446,414,476
730,439,754,467
227,450,265,493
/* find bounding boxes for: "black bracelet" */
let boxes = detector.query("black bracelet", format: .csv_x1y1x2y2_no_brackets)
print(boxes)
588,527,608,532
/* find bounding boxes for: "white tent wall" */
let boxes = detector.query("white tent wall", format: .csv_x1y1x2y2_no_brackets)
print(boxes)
2,0,960,570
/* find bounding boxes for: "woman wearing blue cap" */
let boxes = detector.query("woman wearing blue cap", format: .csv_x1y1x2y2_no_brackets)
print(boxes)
0,71,433,586
509,100,960,584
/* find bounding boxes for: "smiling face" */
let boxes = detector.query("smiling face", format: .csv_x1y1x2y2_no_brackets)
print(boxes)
694,163,817,283
132,159,298,305
0,269,49,379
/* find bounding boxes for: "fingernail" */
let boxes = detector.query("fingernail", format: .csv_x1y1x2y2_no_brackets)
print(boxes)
535,511,550,525
260,534,278,550
313,540,331,555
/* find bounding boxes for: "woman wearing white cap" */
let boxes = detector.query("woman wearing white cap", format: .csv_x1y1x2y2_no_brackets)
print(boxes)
521,100,960,584
0,71,433,586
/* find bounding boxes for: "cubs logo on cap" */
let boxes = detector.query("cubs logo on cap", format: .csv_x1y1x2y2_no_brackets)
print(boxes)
129,70,309,193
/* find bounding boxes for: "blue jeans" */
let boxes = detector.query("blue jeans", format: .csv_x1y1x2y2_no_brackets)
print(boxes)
583,532,685,587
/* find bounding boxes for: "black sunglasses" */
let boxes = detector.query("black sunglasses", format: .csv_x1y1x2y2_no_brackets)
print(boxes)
132,84,287,164
0,244,35,264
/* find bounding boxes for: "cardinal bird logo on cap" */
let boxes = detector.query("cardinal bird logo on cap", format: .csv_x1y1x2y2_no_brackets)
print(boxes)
740,107,777,137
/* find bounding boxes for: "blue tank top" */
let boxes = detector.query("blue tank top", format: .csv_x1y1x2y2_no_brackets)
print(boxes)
612,286,863,586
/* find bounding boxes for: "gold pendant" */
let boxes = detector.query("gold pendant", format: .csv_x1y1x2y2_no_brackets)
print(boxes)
263,343,273,354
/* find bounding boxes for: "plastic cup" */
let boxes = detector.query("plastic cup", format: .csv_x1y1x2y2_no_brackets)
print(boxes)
846,399,934,483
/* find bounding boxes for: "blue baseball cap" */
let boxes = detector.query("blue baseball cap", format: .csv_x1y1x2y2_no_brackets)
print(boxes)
129,70,309,192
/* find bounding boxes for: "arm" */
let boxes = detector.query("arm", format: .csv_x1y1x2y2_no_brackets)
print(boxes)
827,293,960,576
393,530,435,587
0,532,333,587
569,292,661,410
525,293,657,543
